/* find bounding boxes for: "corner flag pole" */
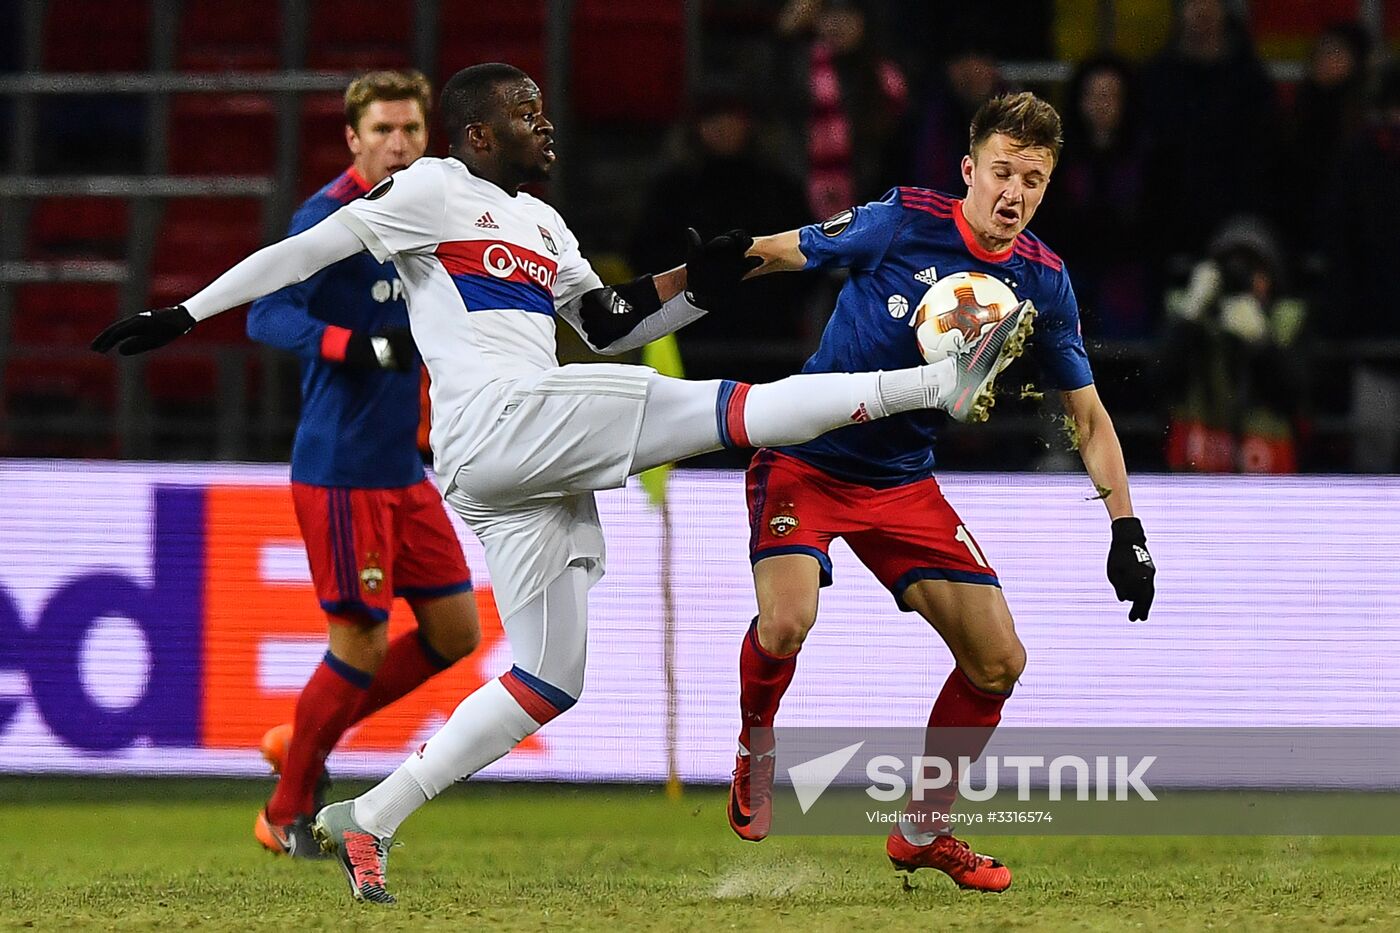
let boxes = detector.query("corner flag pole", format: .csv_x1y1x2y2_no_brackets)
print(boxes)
640,334,684,800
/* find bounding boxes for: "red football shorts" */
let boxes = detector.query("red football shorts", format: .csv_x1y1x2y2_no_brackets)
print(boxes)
746,450,999,610
291,478,472,623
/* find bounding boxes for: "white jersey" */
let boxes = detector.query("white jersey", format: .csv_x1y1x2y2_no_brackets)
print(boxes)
332,156,604,482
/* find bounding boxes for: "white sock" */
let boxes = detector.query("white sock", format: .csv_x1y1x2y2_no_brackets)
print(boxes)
740,363,955,448
876,358,956,414
353,679,542,838
353,766,429,838
742,372,887,447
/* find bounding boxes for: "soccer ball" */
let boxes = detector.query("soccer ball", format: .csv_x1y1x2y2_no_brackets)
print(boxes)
913,271,1020,363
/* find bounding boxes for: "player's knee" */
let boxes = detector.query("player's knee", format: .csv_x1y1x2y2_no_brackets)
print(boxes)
329,622,389,673
758,605,816,656
964,643,1025,695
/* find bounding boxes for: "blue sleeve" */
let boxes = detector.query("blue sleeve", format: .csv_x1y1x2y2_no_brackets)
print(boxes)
1030,266,1094,391
246,198,338,358
797,188,903,274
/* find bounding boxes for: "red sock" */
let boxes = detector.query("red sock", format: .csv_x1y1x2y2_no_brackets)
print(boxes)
266,652,370,823
906,667,1009,833
738,617,798,753
352,628,454,723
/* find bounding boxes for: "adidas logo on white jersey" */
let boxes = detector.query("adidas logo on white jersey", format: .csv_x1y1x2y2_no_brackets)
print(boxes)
915,266,938,287
475,212,500,229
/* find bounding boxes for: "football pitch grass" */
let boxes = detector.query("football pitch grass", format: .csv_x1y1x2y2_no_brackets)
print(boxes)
3,779,1399,931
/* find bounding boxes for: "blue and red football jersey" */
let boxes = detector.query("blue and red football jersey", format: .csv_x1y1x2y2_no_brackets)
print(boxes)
247,168,424,488
779,186,1094,487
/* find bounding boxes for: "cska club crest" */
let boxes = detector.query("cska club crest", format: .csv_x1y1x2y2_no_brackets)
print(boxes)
360,552,385,594
769,502,799,537
538,225,559,256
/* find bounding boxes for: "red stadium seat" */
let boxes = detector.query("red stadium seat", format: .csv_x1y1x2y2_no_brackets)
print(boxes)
25,198,129,261
5,284,120,433
11,283,121,347
298,93,352,198
176,0,282,71
306,0,413,70
168,94,278,176
43,0,152,72
437,0,546,87
146,199,266,401
572,0,684,124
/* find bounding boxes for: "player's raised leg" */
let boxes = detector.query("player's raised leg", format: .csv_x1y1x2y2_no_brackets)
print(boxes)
630,302,1035,476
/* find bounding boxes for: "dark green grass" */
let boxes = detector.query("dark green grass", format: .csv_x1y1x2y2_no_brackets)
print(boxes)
2,779,1398,931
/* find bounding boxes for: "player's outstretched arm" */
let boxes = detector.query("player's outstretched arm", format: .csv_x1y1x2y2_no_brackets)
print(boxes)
564,228,761,354
746,230,807,276
91,219,366,356
1062,384,1157,621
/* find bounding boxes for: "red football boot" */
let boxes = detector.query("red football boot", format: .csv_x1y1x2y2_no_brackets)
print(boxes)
727,749,776,842
886,830,1012,892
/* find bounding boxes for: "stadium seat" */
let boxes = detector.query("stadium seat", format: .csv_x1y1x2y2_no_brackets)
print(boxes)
176,0,282,71
25,198,129,261
43,0,152,71
168,94,278,176
36,97,149,175
572,0,684,124
146,199,265,402
306,0,413,70
298,93,351,198
5,284,121,453
436,0,546,87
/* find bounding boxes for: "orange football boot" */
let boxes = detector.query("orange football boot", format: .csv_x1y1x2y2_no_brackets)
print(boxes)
886,830,1012,892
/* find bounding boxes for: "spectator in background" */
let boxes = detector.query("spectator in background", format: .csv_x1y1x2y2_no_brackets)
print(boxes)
627,86,813,384
909,42,1005,194
1286,22,1372,275
777,0,908,219
1036,56,1152,340
1140,0,1277,268
1321,62,1400,472
1161,216,1307,474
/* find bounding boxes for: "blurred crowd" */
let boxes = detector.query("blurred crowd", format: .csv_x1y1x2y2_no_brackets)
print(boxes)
629,0,1400,473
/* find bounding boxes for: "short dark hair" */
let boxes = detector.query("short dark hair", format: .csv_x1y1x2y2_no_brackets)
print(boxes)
441,63,531,143
344,69,432,130
969,91,1063,164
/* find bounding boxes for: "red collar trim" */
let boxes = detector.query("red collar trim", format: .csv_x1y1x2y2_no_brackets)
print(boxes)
344,166,372,193
953,199,1016,264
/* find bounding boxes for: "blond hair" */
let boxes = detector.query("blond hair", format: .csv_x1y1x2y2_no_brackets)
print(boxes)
344,69,432,130
969,91,1063,164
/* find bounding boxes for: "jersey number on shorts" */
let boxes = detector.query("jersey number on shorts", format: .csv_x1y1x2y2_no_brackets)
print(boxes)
954,524,989,568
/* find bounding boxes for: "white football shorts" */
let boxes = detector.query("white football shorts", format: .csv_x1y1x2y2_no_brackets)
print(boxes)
441,362,653,616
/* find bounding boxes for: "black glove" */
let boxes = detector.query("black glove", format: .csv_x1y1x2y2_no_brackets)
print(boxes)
684,227,761,309
1106,516,1156,621
343,327,417,373
90,305,196,355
